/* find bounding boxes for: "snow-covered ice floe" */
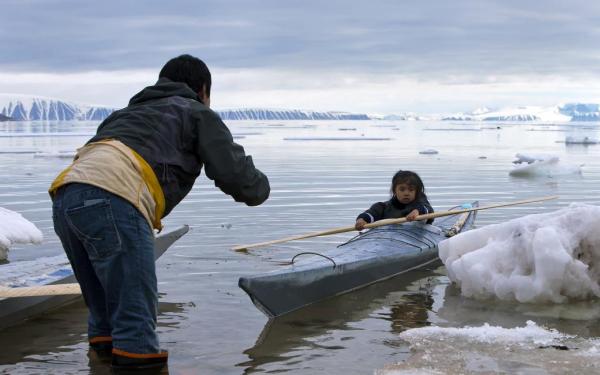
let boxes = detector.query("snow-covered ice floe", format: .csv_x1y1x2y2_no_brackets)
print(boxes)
509,152,582,177
0,207,43,260
377,321,600,374
439,203,600,303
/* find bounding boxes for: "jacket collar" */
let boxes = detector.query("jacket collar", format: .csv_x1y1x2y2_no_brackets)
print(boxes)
128,77,201,106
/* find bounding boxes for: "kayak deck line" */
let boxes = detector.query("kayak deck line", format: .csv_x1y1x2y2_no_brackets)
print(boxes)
290,252,337,267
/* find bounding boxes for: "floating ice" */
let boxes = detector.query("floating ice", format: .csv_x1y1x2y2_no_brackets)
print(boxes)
376,321,600,374
283,137,391,141
0,207,43,260
33,151,76,159
399,320,569,345
510,153,581,177
419,149,439,155
0,255,71,288
512,153,551,164
439,204,600,303
565,135,598,145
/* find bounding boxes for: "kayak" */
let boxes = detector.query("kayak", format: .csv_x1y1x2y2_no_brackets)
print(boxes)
0,225,189,330
239,203,477,318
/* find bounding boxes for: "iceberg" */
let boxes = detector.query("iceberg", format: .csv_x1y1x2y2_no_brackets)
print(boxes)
439,204,600,303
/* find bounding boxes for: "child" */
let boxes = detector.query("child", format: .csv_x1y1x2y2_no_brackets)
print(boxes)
355,170,434,231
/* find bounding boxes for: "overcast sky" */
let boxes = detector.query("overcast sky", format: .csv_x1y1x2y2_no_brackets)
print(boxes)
2,0,600,114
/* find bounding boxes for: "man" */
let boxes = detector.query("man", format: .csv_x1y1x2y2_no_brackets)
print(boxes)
49,54,270,370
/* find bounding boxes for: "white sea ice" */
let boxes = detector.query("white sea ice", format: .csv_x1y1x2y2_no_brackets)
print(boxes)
377,321,600,374
510,152,581,177
439,203,600,303
512,152,553,164
399,320,569,346
0,207,43,260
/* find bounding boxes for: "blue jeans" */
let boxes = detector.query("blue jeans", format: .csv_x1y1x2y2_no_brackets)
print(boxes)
52,183,160,354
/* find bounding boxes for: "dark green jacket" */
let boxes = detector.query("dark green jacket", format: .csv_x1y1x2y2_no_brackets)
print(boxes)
88,78,270,217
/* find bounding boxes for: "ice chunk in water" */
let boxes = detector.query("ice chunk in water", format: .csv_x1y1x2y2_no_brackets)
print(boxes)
439,204,600,303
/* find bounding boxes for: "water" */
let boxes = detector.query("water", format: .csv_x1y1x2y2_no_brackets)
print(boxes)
1,120,599,374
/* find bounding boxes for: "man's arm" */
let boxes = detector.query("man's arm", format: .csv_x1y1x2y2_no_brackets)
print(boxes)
194,110,270,206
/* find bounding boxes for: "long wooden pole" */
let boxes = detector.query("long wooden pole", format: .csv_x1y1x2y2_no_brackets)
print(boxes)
231,195,558,251
1,195,558,298
0,283,81,298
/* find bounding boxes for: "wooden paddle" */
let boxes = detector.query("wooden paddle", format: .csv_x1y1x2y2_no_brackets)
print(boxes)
232,195,559,251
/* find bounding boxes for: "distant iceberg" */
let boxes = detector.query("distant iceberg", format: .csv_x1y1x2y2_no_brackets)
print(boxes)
0,94,372,122
559,103,600,121
216,108,370,120
443,106,571,122
0,94,114,121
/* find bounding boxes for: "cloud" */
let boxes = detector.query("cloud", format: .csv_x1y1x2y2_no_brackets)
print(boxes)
2,68,599,114
2,0,600,112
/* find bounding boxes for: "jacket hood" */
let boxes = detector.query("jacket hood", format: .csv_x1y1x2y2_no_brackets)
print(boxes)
128,77,201,106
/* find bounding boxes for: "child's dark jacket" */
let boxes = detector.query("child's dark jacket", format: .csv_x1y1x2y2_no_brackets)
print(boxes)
357,195,434,224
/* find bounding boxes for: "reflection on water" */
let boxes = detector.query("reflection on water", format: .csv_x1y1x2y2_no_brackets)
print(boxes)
1,120,600,374
240,266,443,373
0,297,188,374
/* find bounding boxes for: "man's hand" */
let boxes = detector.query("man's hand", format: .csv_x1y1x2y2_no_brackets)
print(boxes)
406,209,420,221
355,218,367,231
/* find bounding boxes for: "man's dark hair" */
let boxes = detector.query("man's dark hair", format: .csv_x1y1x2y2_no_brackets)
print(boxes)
159,54,212,97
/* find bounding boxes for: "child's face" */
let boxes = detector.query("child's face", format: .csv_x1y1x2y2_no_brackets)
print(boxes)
394,183,416,204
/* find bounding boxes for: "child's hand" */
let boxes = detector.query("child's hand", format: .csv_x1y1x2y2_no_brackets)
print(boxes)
406,209,420,221
355,218,367,230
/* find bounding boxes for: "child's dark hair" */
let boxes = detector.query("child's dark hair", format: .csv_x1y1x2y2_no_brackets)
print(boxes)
159,54,212,97
390,170,426,199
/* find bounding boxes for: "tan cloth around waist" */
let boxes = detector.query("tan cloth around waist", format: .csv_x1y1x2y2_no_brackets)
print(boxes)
49,139,165,231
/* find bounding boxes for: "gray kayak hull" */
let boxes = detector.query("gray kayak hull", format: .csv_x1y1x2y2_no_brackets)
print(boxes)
239,203,477,317
0,225,189,330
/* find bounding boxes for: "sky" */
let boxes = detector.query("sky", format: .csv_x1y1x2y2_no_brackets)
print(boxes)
2,0,600,114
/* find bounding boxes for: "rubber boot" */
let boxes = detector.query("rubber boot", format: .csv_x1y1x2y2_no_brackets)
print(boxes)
111,348,168,371
89,336,113,359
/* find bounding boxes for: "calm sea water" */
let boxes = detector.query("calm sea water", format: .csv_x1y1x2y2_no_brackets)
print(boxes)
1,120,599,374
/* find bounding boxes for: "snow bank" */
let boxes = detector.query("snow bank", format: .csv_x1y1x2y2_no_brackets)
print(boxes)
439,204,600,303
0,207,43,260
